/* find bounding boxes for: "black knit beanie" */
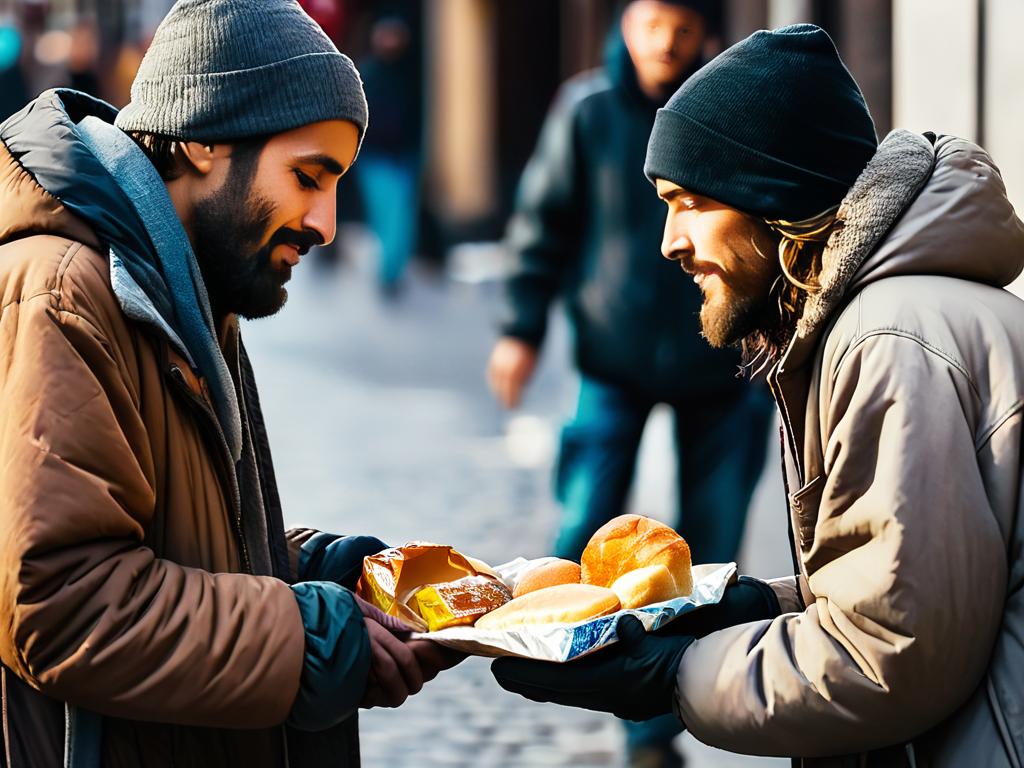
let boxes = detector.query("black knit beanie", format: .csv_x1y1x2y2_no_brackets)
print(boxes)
644,24,877,220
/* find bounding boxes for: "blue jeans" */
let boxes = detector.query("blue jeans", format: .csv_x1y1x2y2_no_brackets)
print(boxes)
552,374,774,751
357,151,419,287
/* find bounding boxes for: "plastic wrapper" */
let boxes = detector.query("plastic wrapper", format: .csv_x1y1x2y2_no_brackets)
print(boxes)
414,560,737,661
356,542,483,632
413,575,512,632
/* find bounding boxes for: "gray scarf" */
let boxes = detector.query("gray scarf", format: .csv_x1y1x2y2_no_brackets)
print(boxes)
76,116,242,462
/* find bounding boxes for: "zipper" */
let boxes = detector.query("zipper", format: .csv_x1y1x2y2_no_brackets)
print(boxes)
767,374,805,594
167,364,252,574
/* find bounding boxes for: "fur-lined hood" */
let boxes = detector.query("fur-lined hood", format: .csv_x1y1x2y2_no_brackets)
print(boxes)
797,129,1024,341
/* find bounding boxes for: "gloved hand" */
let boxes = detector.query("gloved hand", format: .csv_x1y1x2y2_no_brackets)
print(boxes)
492,614,694,721
298,533,387,589
655,575,782,639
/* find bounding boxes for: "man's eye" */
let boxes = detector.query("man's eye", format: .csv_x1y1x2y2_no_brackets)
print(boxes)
293,169,319,190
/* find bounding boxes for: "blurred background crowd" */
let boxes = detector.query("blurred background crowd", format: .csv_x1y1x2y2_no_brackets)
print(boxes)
1,1,1021,766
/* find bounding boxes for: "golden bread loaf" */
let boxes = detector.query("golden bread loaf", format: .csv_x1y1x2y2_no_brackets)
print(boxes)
474,583,620,630
610,564,688,609
581,514,692,598
512,558,581,598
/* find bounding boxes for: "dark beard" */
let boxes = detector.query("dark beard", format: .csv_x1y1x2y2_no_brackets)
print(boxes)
190,144,320,321
699,288,775,349
192,189,282,320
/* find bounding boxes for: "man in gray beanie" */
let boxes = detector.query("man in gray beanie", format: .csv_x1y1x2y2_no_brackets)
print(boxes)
494,23,1024,768
0,1,459,766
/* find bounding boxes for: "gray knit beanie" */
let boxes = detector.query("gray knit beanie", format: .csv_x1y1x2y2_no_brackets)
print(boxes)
115,0,368,145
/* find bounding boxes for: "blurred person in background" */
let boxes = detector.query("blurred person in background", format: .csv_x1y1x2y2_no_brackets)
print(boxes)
0,16,28,120
356,14,422,296
67,16,100,98
487,3,772,764
494,23,1024,768
0,1,459,765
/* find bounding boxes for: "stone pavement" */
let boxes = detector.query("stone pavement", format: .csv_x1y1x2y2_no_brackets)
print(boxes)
241,234,790,768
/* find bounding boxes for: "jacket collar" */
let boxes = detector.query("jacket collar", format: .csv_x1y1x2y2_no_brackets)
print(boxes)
776,130,935,376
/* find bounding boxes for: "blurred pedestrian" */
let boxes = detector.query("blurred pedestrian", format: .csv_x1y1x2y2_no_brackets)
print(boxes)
0,17,28,120
493,22,1024,768
487,4,772,763
357,15,422,296
67,16,101,99
0,1,459,765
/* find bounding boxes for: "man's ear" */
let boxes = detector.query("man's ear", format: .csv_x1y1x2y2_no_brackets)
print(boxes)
176,141,220,176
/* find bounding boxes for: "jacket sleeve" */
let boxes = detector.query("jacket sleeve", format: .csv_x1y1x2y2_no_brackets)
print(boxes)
498,85,585,347
673,333,1008,757
0,292,315,728
287,528,387,589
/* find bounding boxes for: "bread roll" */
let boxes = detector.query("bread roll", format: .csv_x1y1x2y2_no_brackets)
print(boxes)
581,514,692,597
610,564,688,609
512,559,581,598
475,583,620,630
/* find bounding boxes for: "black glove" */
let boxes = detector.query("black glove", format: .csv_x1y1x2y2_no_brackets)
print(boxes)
491,614,694,721
655,575,782,639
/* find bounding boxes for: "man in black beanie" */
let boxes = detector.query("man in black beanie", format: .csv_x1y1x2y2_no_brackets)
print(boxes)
487,6,772,762
493,23,1024,768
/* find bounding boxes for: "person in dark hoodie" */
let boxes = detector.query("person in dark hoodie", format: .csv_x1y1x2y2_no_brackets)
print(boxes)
487,4,772,764
0,1,460,766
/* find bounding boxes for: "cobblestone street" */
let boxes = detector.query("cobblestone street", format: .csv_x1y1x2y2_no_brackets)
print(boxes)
242,236,790,768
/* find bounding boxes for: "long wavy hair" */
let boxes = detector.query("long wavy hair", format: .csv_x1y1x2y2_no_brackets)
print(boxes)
740,206,840,375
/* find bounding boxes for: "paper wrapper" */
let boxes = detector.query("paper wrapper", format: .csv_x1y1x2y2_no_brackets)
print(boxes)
413,561,737,661
356,542,483,632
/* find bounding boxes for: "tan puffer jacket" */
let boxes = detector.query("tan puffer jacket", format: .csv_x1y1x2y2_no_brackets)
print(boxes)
0,138,312,765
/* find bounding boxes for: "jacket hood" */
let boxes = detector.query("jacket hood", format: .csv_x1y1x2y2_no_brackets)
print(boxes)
797,129,1024,340
0,89,246,462
0,90,154,263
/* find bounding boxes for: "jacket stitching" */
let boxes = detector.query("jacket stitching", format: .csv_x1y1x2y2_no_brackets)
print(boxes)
0,238,86,314
976,399,1023,452
831,328,981,401
55,240,82,290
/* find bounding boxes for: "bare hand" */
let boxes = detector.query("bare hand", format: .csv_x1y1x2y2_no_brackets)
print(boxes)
360,618,423,709
408,640,467,685
487,337,538,409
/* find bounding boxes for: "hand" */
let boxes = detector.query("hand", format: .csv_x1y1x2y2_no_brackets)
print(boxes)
408,639,467,684
487,337,538,409
655,576,782,638
491,614,694,721
356,599,466,708
360,618,423,708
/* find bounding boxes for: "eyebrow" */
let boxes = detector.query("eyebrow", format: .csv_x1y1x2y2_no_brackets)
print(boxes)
295,153,346,176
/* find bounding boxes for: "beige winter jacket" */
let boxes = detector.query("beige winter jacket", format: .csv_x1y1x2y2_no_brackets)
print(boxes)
673,131,1024,768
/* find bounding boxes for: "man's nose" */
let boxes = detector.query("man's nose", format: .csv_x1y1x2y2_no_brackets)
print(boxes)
302,193,337,247
661,218,692,261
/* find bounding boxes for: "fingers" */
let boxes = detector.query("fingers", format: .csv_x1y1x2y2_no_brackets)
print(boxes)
407,640,467,683
615,614,648,645
353,594,414,636
487,339,537,409
364,619,423,708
